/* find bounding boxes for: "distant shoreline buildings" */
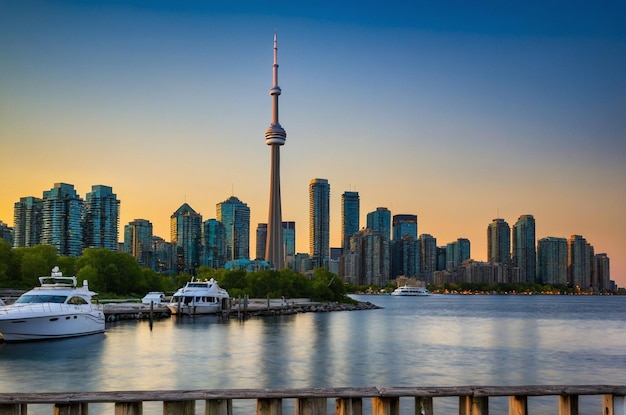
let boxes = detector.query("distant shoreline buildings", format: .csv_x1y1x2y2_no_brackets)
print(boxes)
3,179,616,292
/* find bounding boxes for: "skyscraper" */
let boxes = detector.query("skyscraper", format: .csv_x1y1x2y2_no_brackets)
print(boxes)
341,191,360,252
264,32,287,270
217,196,250,261
13,196,43,248
170,203,202,273
512,214,536,283
256,223,268,260
487,218,510,264
124,219,153,268
283,221,296,268
202,219,227,269
419,233,437,279
392,214,417,241
309,178,330,269
84,185,120,251
366,207,391,240
537,236,567,285
41,183,84,256
568,234,593,289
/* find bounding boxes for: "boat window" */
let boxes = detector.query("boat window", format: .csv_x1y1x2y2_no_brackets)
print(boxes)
15,295,67,304
67,296,88,305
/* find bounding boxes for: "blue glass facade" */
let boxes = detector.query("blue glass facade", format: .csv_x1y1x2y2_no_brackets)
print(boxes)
124,219,153,268
366,207,391,240
41,183,84,256
13,196,43,248
341,191,360,253
513,214,536,283
309,178,330,269
216,196,250,261
203,218,227,268
170,203,202,273
85,185,120,251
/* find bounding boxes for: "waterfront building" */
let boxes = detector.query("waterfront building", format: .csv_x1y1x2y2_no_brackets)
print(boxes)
264,32,287,270
170,203,202,274
341,191,360,253
41,183,84,256
390,235,420,279
392,214,417,241
568,235,593,289
152,236,174,273
217,196,251,261
309,178,330,269
419,233,437,281
366,207,391,241
512,214,536,283
487,218,510,264
202,219,227,269
123,219,153,268
84,185,119,251
256,223,268,260
595,253,611,292
537,237,568,286
283,221,296,269
436,246,447,271
12,196,42,248
0,220,13,245
446,238,471,269
344,229,390,286
458,260,507,284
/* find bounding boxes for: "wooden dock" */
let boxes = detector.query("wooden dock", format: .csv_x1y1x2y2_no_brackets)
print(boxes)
0,385,624,415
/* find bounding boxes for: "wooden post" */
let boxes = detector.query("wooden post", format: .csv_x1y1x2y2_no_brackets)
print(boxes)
163,400,195,415
459,396,471,415
509,395,527,415
372,397,399,415
471,397,488,415
0,404,21,415
115,401,142,415
53,403,85,415
205,399,232,415
559,395,578,415
336,397,362,415
604,394,626,415
257,398,282,415
296,398,327,415
415,397,433,415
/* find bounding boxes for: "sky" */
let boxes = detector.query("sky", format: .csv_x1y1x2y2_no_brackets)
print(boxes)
1,1,625,286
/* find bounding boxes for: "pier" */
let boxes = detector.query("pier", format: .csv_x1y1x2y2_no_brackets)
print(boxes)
0,385,624,415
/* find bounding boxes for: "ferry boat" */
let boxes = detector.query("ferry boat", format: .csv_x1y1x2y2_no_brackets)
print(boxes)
0,267,105,342
168,278,229,315
391,285,432,296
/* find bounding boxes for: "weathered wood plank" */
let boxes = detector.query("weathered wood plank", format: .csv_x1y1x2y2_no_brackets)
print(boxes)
558,395,578,415
296,397,326,415
0,404,21,415
163,400,194,415
472,397,488,415
414,397,433,415
205,398,232,415
372,397,399,415
336,397,362,415
114,401,142,415
508,395,527,415
605,394,626,415
256,398,282,415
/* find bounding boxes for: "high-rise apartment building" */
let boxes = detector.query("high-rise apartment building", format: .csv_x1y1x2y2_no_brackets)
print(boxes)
124,219,153,268
366,207,391,240
309,178,330,269
256,223,268,261
0,220,12,245
568,234,593,289
512,214,536,283
13,196,43,248
595,253,611,292
343,229,390,286
537,237,568,285
84,185,119,251
41,183,84,256
217,196,250,261
392,214,417,241
341,191,360,253
264,33,287,270
283,221,296,269
446,238,471,269
419,233,437,280
390,235,420,279
170,203,202,273
203,219,227,269
487,218,510,264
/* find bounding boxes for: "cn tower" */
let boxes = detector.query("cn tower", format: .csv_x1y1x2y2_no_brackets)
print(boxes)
264,32,286,269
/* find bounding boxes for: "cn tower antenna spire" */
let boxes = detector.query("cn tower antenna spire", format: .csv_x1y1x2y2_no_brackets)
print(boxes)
265,31,286,269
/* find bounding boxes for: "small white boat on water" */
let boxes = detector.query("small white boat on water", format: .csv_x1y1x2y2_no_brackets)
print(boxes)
0,267,105,342
167,278,229,315
391,285,432,296
141,291,166,304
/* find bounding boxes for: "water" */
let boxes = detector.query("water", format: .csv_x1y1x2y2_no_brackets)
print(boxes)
1,294,625,414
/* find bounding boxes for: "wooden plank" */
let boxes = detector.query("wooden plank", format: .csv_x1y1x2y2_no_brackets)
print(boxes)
205,399,232,415
257,398,282,415
415,397,433,415
472,397,488,415
114,401,142,415
53,403,83,415
558,395,578,415
605,394,626,415
372,397,399,415
336,398,362,415
459,396,471,415
508,395,527,415
296,398,326,415
163,400,195,415
0,404,21,415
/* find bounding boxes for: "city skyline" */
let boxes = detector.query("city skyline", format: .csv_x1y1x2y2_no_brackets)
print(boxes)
1,1,624,285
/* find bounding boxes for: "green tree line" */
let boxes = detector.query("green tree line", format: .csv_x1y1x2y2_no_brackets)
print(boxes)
0,241,352,302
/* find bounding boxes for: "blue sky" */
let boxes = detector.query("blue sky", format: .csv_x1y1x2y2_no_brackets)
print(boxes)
1,0,625,284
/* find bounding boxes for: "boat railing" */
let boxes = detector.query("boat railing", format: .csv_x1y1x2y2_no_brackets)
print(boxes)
0,385,624,415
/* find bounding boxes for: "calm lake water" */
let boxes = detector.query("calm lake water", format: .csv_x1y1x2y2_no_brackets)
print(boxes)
1,294,625,414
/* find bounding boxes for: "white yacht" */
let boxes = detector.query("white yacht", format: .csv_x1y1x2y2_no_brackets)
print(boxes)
168,278,229,315
0,267,105,342
391,285,432,296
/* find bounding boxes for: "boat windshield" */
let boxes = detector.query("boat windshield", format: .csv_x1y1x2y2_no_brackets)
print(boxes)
15,295,68,304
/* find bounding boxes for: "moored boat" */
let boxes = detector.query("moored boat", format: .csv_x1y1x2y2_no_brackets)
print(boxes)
168,278,229,315
0,267,105,342
391,285,432,296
